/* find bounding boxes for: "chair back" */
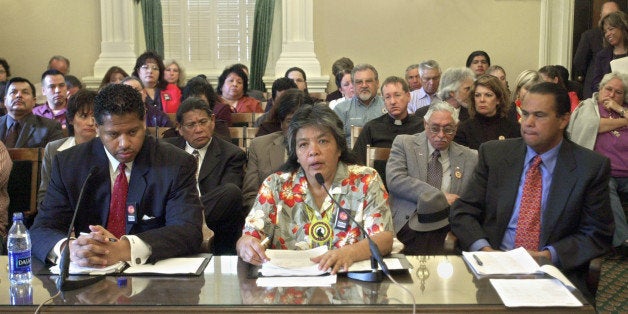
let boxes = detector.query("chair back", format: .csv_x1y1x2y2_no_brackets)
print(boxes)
7,148,43,224
365,144,390,186
146,127,170,139
231,113,254,127
350,125,363,149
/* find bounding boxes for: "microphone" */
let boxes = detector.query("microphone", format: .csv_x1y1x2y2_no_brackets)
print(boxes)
314,173,389,282
56,166,105,291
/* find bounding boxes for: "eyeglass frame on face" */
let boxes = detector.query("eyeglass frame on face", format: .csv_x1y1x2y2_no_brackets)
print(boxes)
181,116,213,131
140,65,160,72
427,123,456,135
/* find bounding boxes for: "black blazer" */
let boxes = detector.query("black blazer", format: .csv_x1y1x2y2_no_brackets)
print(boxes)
31,135,204,263
451,138,613,271
164,136,246,194
0,114,64,148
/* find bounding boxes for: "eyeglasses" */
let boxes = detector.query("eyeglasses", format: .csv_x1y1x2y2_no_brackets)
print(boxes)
140,65,160,72
181,118,211,130
427,124,456,135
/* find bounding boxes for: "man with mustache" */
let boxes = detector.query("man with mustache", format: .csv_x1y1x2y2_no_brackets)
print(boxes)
333,63,385,147
0,77,64,148
387,101,477,254
33,69,69,129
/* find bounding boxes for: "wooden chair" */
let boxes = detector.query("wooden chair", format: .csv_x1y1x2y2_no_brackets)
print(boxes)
229,126,246,148
252,113,266,126
365,145,391,168
231,113,254,127
244,127,259,147
7,148,43,223
350,125,362,149
146,127,170,139
166,113,178,126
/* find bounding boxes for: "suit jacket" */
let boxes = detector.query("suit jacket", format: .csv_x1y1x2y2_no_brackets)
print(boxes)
38,137,73,206
30,135,203,263
242,131,286,209
164,136,246,195
0,114,64,148
386,132,478,233
450,138,614,271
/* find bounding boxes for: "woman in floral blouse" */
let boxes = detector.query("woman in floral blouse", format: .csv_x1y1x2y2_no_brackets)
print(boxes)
236,104,394,274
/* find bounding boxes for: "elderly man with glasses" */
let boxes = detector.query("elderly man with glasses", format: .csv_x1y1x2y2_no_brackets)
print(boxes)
386,101,478,254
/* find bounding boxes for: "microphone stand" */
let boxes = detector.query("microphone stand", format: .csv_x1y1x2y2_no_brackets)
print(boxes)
314,173,389,283
56,166,105,291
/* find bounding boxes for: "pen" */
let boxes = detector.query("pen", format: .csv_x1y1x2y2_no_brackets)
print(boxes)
473,254,483,266
79,232,118,242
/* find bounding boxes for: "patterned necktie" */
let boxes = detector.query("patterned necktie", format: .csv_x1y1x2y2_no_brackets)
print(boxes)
4,121,20,148
192,150,200,178
107,163,128,238
426,150,442,189
515,155,543,250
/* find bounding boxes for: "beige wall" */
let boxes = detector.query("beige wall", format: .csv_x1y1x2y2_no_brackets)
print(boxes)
313,0,541,91
0,1,101,88
1,0,542,93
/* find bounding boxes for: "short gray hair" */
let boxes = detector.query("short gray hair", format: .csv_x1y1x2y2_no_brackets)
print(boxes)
405,64,419,75
599,72,628,103
419,60,441,77
351,63,379,82
437,67,475,100
424,100,459,125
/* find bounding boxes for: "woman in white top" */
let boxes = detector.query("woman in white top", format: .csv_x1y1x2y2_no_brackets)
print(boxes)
328,69,354,110
38,89,98,205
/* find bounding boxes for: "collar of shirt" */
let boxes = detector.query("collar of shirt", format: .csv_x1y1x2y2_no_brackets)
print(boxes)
104,146,133,185
185,138,211,163
5,115,17,128
426,139,451,160
524,140,562,175
384,112,412,125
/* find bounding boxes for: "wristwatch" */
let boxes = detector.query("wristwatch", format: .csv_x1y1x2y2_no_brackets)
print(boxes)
620,108,626,118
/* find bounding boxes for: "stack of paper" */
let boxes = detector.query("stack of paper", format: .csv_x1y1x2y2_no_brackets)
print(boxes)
261,246,329,277
50,257,210,276
462,247,541,276
490,279,583,307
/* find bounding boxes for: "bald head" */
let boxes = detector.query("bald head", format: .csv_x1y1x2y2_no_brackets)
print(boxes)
601,1,620,19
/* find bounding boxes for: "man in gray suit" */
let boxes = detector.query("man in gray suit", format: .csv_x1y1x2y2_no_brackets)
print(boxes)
387,101,477,254
451,83,613,300
1,77,64,148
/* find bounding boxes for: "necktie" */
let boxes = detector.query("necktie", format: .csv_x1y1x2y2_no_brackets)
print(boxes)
515,155,543,250
426,150,442,189
4,121,20,148
192,150,200,178
107,163,128,238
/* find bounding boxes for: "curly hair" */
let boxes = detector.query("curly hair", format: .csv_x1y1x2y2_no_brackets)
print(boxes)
94,84,145,125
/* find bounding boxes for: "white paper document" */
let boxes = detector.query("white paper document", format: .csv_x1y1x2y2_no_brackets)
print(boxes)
257,275,337,287
490,279,583,307
50,257,209,276
50,261,127,276
462,247,541,276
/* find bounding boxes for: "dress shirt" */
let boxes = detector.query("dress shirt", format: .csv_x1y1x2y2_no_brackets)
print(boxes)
32,103,67,128
333,95,385,147
407,88,439,114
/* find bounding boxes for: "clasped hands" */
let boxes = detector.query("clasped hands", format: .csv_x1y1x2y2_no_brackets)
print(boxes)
236,234,356,274
68,225,130,267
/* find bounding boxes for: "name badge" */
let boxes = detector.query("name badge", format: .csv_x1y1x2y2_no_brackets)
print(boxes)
127,202,138,224
334,207,351,231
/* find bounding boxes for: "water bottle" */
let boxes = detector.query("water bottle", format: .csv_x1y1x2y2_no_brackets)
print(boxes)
9,282,33,305
7,212,32,284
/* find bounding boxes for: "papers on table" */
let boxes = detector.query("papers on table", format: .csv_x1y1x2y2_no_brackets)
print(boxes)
462,247,541,276
490,279,583,307
261,246,329,277
50,257,210,276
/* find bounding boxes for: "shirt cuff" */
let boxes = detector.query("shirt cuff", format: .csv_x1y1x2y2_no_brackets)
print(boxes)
122,235,152,265
544,245,560,266
48,237,73,264
470,239,491,252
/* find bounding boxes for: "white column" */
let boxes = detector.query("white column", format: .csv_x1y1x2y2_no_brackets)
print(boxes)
539,0,574,67
83,0,139,89
272,0,327,93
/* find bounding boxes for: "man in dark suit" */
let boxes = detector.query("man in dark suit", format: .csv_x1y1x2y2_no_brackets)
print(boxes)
451,82,614,299
31,84,203,267
1,77,64,148
165,97,247,255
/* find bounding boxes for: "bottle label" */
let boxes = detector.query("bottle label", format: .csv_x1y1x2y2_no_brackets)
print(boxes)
9,251,31,274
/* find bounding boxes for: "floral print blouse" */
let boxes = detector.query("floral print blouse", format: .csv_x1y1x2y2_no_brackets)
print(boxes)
243,162,393,250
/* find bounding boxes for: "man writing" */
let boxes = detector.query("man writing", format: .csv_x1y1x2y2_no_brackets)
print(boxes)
451,82,613,299
31,84,203,266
